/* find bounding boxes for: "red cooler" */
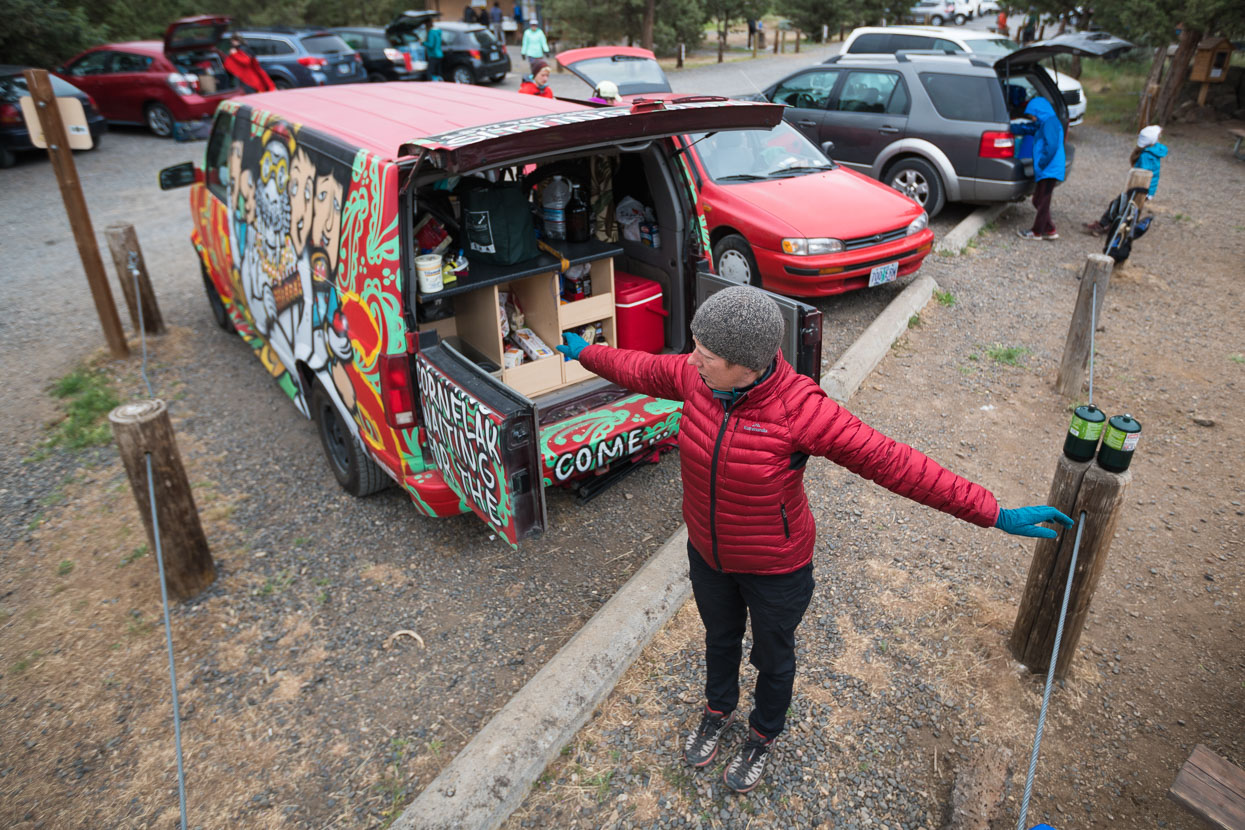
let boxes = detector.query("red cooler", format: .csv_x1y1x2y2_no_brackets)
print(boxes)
614,272,666,354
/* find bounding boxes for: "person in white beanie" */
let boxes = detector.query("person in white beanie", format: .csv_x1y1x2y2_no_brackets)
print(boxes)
1084,125,1169,236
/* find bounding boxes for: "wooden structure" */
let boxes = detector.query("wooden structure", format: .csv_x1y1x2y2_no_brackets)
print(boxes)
1010,458,1130,678
110,400,215,600
1055,254,1114,398
1169,744,1245,830
1191,37,1233,106
23,69,128,359
105,223,165,335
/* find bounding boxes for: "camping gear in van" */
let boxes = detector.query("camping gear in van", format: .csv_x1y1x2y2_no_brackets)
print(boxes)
442,250,468,284
615,272,666,354
616,196,651,242
459,178,539,265
541,175,572,240
503,346,525,369
559,263,592,302
566,183,590,243
414,213,452,254
511,327,555,361
416,254,444,294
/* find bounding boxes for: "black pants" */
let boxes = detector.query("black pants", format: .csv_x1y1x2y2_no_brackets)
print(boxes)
1031,178,1057,235
687,543,814,741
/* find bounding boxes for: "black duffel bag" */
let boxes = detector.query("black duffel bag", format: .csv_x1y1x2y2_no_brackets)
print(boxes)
458,178,539,266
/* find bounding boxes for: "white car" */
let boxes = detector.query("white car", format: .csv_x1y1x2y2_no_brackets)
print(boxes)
841,25,1088,124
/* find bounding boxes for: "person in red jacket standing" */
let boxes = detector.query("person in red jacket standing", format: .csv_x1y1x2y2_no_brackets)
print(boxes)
223,34,275,94
518,58,553,98
558,285,1070,793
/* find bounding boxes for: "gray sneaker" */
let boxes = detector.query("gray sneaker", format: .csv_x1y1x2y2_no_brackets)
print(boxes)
723,729,772,793
683,707,734,767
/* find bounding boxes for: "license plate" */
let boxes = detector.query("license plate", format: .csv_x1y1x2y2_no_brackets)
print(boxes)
868,261,899,287
337,63,351,74
489,51,499,60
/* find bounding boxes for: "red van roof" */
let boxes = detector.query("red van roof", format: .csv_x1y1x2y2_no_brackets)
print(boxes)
237,83,589,161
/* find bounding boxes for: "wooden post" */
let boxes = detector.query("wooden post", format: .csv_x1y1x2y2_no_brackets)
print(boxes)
105,223,166,335
23,69,128,359
752,32,758,58
795,29,800,53
1011,462,1130,678
1055,254,1113,397
774,30,780,54
110,400,215,600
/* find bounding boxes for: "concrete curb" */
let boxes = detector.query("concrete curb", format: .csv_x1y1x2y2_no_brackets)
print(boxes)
934,203,1011,255
396,268,944,829
394,528,691,830
820,273,938,403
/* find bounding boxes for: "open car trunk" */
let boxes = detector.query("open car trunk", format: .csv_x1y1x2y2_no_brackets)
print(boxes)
400,98,823,545
164,15,239,94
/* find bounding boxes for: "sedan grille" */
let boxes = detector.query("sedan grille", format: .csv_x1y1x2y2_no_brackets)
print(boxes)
843,227,908,250
1062,89,1082,105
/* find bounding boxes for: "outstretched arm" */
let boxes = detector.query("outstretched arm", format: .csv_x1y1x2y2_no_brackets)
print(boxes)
560,334,690,402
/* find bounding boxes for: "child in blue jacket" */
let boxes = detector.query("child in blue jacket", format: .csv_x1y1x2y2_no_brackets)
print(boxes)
1084,125,1168,236
1009,91,1066,240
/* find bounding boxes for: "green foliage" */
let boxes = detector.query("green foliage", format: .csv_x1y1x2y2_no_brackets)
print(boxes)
778,0,870,38
934,289,957,306
57,560,75,576
907,313,921,328
45,367,119,451
549,0,707,54
986,343,1030,366
0,0,106,67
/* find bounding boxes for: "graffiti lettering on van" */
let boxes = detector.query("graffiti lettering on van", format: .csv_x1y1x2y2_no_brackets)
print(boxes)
541,395,682,484
415,359,510,529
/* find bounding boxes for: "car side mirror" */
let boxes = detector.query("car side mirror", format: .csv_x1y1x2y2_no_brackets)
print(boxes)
158,161,199,190
820,140,835,157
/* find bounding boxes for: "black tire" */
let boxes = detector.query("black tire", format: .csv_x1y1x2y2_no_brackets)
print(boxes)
712,234,762,287
144,103,174,138
489,72,507,83
0,144,15,169
886,157,946,218
930,14,945,25
368,72,388,83
451,64,476,85
273,78,293,90
953,13,967,24
200,263,235,333
313,385,390,497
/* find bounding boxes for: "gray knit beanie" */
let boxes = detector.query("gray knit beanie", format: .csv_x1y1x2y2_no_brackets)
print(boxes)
690,286,784,373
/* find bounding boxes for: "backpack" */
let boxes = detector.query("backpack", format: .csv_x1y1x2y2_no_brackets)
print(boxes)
457,177,539,266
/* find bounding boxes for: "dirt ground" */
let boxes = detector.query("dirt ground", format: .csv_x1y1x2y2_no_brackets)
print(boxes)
1,108,1241,830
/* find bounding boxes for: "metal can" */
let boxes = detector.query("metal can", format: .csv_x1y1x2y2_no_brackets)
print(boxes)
1097,414,1141,473
1063,404,1106,462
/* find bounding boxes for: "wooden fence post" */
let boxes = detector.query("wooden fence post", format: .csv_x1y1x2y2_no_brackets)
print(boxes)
795,29,801,53
110,400,214,600
1011,461,1130,678
1124,167,1153,211
1055,254,1113,397
105,223,166,335
23,69,128,359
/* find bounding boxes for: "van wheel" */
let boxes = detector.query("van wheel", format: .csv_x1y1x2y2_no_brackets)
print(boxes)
313,385,390,497
886,158,946,218
930,14,945,24
953,13,967,24
200,263,235,333
712,235,761,287
452,65,476,85
144,103,174,138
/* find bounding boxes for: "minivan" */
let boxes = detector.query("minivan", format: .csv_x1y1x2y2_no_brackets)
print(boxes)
160,84,822,546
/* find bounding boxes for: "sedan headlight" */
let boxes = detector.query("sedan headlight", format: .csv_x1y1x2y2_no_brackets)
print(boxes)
906,212,929,235
781,237,844,255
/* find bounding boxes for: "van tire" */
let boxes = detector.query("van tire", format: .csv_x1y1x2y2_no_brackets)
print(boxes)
886,158,946,218
313,385,390,497
144,103,174,138
451,65,476,85
712,234,762,287
953,13,967,24
200,263,235,333
929,14,945,24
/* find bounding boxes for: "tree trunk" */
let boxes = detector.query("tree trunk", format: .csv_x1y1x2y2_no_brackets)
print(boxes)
641,0,655,51
1154,27,1202,126
1136,46,1168,128
718,21,725,63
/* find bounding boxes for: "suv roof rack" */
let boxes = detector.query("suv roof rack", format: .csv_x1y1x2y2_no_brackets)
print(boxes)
893,50,993,67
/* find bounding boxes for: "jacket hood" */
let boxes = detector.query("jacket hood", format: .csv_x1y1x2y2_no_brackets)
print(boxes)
1025,95,1058,122
1142,143,1169,158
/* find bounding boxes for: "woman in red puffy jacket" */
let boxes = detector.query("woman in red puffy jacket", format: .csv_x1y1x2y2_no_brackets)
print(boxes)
558,285,1070,794
223,34,275,94
517,58,552,98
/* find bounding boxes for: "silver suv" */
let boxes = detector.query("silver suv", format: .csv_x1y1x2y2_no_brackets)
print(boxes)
754,51,1071,216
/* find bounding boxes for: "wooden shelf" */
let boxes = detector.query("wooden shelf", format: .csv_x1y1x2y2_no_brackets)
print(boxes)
420,239,624,301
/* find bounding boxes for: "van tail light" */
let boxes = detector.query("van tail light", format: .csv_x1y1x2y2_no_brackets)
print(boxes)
979,130,1015,159
298,56,328,69
404,53,413,71
354,52,363,63
384,47,403,63
0,102,20,125
166,73,198,96
379,354,417,428
467,49,481,59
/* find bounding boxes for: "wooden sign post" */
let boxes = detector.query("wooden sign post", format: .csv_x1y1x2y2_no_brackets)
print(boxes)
1055,254,1113,397
23,69,128,359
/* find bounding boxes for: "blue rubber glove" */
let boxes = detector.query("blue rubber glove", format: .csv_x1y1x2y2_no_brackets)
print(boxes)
995,506,1075,539
556,331,589,360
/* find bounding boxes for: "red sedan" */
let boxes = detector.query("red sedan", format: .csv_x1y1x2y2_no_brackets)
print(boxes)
558,46,933,296
54,16,243,138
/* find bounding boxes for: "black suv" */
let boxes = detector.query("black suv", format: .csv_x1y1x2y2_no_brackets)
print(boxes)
430,22,510,85
331,11,438,83
751,40,1120,215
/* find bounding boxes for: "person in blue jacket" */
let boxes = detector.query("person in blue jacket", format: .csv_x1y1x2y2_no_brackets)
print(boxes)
1084,125,1168,236
1009,87,1066,241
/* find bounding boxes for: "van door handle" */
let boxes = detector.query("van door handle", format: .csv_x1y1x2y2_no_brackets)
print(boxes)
878,126,900,134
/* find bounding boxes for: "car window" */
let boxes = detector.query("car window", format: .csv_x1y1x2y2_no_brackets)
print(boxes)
919,72,1004,121
66,51,115,76
847,33,890,53
964,37,1019,56
338,32,366,50
205,112,233,201
300,34,353,54
834,71,902,114
770,70,840,109
243,37,275,56
688,122,831,181
1,73,83,100
562,56,669,92
437,29,458,46
932,38,964,53
368,34,389,50
891,34,934,51
113,52,154,73
472,29,499,48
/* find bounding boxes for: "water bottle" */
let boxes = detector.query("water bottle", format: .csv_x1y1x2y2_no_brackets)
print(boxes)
542,175,571,241
566,184,590,243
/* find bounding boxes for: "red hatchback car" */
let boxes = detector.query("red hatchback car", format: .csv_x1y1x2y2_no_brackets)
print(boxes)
55,16,243,138
557,46,933,296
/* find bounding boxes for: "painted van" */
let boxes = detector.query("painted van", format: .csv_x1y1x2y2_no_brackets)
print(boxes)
162,83,823,546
